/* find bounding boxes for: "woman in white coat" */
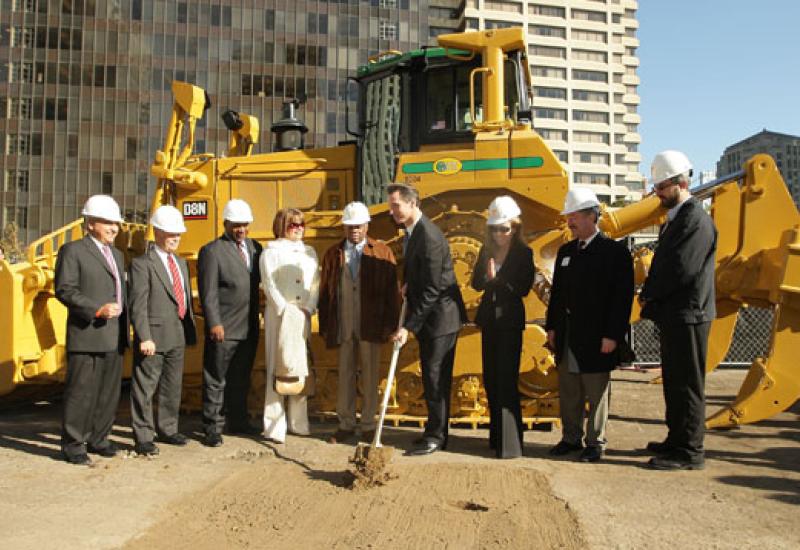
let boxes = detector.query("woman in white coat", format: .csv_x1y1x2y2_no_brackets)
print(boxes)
260,208,320,443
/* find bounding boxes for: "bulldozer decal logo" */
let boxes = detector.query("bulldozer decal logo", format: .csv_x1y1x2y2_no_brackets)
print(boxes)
433,158,463,175
182,200,208,220
402,156,544,175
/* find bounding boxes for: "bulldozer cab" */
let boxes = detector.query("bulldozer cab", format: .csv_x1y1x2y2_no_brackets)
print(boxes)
355,47,532,206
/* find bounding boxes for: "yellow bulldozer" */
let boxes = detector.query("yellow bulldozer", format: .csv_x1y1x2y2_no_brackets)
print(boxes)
1,28,799,430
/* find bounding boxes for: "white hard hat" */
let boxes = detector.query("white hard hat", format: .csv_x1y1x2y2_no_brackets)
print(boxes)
341,201,371,225
487,196,521,225
222,199,254,223
561,187,600,215
150,205,186,233
651,150,693,186
82,195,124,223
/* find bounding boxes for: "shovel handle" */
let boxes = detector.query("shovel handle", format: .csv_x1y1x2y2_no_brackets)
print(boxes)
372,299,407,448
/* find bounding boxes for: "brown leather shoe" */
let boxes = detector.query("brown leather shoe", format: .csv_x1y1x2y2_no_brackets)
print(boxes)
327,429,355,444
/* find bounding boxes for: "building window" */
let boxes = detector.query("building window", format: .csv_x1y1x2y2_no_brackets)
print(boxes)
539,128,567,141
532,65,567,79
572,29,607,43
485,1,523,13
533,86,567,99
380,0,397,7
575,152,610,165
574,172,611,185
530,4,565,18
530,25,566,38
534,108,567,121
573,110,609,123
572,49,607,63
574,131,609,144
572,69,608,82
102,172,113,194
16,207,28,229
11,26,35,48
429,27,451,38
530,45,566,59
572,9,607,23
379,21,397,40
5,169,30,191
485,20,516,29
573,89,609,103
553,150,568,162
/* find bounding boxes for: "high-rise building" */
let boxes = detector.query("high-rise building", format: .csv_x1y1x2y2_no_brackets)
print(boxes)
716,129,800,207
462,0,643,203
1,0,432,242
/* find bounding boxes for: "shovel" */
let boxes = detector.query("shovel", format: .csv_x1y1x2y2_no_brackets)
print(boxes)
349,300,406,485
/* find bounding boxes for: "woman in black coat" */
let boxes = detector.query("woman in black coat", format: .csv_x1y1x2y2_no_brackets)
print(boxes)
471,196,535,458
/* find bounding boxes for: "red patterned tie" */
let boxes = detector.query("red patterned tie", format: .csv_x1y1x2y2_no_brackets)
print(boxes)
167,254,186,319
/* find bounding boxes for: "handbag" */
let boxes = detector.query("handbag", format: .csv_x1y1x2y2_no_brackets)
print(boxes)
274,343,316,396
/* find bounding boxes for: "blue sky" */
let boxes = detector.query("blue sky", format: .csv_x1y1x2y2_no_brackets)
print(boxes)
637,1,800,180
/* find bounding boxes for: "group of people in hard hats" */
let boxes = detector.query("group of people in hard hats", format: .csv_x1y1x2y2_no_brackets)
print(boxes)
53,149,715,471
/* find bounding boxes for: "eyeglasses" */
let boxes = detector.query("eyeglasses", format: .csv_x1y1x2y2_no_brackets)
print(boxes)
489,226,512,234
288,221,305,230
654,178,679,192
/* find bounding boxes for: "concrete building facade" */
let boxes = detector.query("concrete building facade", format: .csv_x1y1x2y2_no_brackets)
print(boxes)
462,0,643,203
716,129,800,207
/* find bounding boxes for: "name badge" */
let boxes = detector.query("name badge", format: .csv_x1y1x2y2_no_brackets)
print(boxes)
561,256,571,267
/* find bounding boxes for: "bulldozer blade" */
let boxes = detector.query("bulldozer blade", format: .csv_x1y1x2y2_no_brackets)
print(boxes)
705,299,740,373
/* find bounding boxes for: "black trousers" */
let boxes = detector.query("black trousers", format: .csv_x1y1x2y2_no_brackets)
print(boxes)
61,351,123,458
658,321,710,461
130,346,185,444
481,328,524,458
419,331,458,444
202,335,257,435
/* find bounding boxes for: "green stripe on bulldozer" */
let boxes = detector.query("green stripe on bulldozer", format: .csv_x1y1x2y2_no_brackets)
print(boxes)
401,156,544,175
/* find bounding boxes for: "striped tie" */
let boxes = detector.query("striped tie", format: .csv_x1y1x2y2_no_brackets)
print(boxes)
167,254,186,319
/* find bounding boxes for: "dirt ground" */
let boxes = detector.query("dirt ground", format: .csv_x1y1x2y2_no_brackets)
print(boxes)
0,367,798,549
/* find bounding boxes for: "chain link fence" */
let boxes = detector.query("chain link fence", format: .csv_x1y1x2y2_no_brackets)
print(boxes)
632,306,774,365
628,235,774,366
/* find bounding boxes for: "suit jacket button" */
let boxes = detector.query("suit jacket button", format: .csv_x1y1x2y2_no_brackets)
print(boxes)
296,296,301,300
296,279,301,284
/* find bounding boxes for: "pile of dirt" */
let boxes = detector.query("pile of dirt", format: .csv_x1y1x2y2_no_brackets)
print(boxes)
125,461,585,549
346,444,397,490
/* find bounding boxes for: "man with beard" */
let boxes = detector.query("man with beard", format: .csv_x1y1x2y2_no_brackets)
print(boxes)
639,150,717,470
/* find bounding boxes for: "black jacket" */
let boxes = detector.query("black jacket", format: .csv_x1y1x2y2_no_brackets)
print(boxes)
197,234,262,340
545,232,634,373
640,198,717,325
471,241,535,331
403,214,467,338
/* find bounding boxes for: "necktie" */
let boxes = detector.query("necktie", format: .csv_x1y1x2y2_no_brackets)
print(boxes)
167,254,186,319
101,245,122,308
348,247,360,279
237,242,248,268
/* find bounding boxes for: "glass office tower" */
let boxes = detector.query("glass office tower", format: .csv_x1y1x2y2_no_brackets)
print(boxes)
1,0,432,241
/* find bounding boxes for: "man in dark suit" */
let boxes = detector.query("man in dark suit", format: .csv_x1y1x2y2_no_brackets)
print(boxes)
197,199,262,447
55,195,129,465
388,184,466,455
546,188,634,463
129,206,197,456
640,150,717,471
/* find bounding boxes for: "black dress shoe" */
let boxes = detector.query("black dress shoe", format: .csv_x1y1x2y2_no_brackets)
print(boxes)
648,454,705,471
646,440,674,455
549,441,583,456
88,443,118,458
134,442,160,457
158,433,188,446
225,423,262,436
204,432,224,447
579,446,603,463
65,453,93,466
406,439,444,456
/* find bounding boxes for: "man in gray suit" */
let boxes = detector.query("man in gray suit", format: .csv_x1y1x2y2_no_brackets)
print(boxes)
198,199,262,447
55,195,129,466
129,206,197,457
